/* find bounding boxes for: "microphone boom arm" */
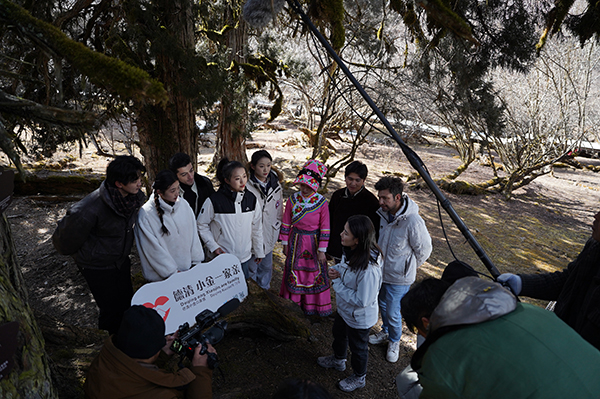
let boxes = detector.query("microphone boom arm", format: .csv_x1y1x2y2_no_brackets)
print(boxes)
286,0,500,278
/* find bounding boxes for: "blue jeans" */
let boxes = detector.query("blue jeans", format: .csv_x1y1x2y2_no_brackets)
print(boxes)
378,283,411,342
241,258,252,280
249,252,273,289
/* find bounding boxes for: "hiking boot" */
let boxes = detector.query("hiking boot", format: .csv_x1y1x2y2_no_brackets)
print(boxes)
317,355,346,371
387,340,400,363
338,373,366,392
368,330,389,345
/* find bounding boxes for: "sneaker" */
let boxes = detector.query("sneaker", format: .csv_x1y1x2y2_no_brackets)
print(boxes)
317,355,346,371
387,341,400,363
368,330,389,345
338,373,366,392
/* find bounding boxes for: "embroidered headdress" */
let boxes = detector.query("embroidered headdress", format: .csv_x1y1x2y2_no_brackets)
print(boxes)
293,159,327,192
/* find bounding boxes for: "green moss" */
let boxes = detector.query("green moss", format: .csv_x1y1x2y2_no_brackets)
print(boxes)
267,95,282,123
320,0,346,50
0,0,168,104
536,27,549,54
0,385,18,398
389,0,427,45
389,0,475,45
436,178,485,195
429,0,475,42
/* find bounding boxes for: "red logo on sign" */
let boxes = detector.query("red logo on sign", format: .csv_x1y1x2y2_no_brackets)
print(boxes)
143,296,171,322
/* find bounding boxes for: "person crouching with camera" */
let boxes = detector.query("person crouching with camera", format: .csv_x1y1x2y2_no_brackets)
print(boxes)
84,305,216,398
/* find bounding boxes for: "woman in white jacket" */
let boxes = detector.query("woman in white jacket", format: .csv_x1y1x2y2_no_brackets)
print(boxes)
135,170,204,282
317,215,383,393
246,150,283,289
197,158,264,279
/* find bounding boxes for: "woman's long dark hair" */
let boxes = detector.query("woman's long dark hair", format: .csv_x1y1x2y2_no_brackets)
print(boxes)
248,149,283,183
344,215,380,272
153,170,178,235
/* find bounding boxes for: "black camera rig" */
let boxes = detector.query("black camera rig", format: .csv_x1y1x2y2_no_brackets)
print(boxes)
170,298,240,369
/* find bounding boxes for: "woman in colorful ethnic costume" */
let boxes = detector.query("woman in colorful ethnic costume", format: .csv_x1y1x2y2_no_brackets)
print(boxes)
279,159,332,317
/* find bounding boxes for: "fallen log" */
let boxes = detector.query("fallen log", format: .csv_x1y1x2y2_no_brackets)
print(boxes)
14,173,103,196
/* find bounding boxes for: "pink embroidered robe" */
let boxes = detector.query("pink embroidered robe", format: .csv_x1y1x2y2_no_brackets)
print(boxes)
278,191,332,316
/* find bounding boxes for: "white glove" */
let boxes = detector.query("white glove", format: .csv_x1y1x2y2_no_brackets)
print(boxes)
497,273,522,295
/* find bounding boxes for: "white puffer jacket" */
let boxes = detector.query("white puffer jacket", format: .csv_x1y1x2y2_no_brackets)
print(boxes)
377,194,432,285
197,186,265,263
135,194,204,282
331,253,383,329
246,172,283,255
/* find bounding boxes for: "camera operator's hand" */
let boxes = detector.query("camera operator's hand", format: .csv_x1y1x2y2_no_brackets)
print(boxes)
162,331,179,356
192,343,217,368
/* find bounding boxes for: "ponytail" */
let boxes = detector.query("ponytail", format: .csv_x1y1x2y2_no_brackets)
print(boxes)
154,190,170,236
152,170,178,236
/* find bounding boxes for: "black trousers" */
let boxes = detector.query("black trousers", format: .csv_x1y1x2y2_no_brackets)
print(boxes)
80,258,133,335
332,312,370,376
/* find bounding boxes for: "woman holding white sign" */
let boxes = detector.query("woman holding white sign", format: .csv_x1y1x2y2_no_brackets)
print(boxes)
135,170,204,282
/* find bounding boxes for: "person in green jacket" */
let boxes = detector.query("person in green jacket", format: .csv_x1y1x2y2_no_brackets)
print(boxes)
401,277,600,399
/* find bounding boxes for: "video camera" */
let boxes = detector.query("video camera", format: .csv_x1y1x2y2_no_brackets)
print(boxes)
170,298,240,369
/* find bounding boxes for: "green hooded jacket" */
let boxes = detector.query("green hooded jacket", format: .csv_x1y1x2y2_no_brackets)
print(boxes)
413,277,600,399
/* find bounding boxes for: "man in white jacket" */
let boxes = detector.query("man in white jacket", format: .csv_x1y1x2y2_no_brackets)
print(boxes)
369,177,432,363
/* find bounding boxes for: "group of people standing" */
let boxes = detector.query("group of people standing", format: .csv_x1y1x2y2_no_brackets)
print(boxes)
137,152,273,285
315,161,432,392
52,151,434,395
50,148,600,398
51,151,281,335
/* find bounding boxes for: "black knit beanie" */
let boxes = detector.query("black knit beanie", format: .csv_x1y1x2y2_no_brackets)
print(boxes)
115,305,166,359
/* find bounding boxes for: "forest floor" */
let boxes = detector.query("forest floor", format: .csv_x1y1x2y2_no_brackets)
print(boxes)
5,123,600,398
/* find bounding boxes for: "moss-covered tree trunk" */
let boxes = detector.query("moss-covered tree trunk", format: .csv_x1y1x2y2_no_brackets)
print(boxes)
213,6,248,165
0,213,56,398
136,0,198,180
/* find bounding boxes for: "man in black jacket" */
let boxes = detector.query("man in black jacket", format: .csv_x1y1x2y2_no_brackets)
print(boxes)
169,152,215,218
498,210,600,350
52,155,146,334
327,161,380,263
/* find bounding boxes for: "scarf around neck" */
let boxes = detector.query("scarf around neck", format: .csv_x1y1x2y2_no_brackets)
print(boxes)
107,184,142,218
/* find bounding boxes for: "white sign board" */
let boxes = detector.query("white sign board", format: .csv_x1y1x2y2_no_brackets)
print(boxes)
131,253,247,333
